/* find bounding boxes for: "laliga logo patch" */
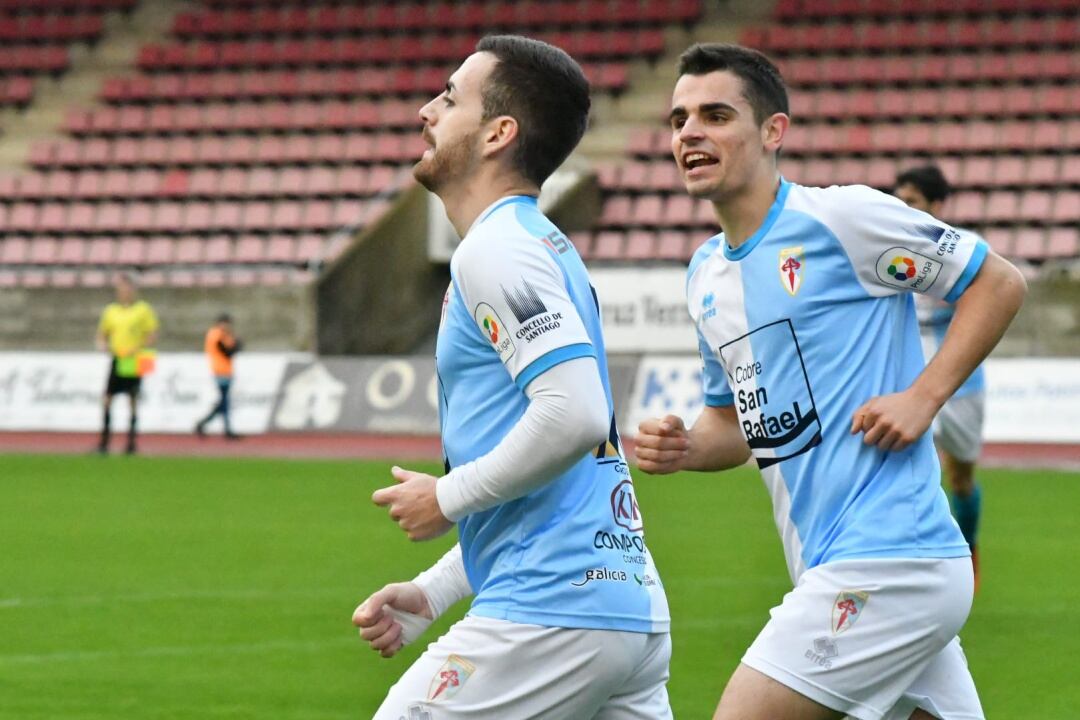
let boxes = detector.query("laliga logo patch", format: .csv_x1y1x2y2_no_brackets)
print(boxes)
427,654,475,702
875,247,942,292
831,590,869,634
778,246,805,296
474,302,515,362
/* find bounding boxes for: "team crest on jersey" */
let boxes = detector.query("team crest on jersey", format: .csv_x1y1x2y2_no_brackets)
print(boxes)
778,246,804,296
427,654,475,702
474,302,515,362
831,590,869,634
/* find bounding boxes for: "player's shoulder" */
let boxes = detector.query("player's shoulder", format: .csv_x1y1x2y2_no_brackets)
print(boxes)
456,202,562,273
785,181,902,219
687,233,723,285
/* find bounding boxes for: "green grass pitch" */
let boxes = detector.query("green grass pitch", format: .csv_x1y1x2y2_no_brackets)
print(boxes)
1,454,1076,718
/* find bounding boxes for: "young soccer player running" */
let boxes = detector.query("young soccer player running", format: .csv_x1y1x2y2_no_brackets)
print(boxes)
354,36,671,719
895,165,988,584
635,44,1025,720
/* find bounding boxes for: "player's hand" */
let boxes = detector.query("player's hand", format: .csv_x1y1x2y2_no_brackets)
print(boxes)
372,466,453,541
634,414,690,474
352,582,433,658
850,388,938,452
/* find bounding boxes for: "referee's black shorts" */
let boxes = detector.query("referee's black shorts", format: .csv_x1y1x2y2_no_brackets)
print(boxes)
105,357,141,396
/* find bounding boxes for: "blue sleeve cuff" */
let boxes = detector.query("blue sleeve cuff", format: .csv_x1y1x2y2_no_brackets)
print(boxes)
514,343,596,391
705,392,734,407
944,240,988,303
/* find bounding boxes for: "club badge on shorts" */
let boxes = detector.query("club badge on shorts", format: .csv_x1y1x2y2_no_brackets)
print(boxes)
427,654,475,702
831,590,869,634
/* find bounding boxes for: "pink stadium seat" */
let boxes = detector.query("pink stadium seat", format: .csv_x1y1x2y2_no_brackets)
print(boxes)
990,156,1025,187
144,236,173,265
85,237,115,264
591,231,625,261
68,202,96,232
184,201,214,232
632,195,664,227
114,236,145,265
174,236,203,264
235,234,267,263
1011,229,1046,260
28,237,61,264
1018,191,1054,223
984,191,1019,223
656,230,690,261
1051,192,1080,223
126,202,154,233
949,191,984,225
57,237,86,265
1046,228,1079,258
203,235,232,264
1025,156,1059,186
38,203,67,233
0,236,29,264
625,230,656,260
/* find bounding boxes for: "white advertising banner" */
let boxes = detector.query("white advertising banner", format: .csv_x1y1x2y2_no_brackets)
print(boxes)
623,356,1080,445
589,268,696,353
984,359,1080,443
0,352,298,433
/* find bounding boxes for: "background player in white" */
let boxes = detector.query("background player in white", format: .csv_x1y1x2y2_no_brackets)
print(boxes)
353,36,672,719
635,44,1026,720
895,164,988,586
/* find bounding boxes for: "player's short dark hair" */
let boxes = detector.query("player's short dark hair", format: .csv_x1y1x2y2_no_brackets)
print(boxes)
677,43,789,126
216,312,232,324
475,34,591,187
895,165,952,203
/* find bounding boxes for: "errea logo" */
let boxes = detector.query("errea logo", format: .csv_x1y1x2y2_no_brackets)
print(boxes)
701,292,717,321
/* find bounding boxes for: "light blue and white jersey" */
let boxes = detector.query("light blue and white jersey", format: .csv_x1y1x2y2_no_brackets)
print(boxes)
437,195,669,634
914,229,988,398
688,180,986,583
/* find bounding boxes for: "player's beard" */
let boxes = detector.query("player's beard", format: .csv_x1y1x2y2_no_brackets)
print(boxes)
413,128,481,193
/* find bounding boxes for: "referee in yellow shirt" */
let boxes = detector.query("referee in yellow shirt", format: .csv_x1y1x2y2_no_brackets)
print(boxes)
96,273,159,455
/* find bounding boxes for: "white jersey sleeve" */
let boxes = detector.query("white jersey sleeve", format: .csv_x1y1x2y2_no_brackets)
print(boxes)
803,185,988,303
451,226,594,389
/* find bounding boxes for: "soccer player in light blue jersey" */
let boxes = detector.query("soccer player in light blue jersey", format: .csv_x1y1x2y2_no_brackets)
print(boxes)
353,36,671,719
895,165,988,587
635,44,1026,720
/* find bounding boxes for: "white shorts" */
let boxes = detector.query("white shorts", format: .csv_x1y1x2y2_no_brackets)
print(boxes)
741,557,983,720
933,393,985,464
373,616,672,720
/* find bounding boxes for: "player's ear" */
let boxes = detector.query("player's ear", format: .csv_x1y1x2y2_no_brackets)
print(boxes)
481,115,518,159
762,112,789,154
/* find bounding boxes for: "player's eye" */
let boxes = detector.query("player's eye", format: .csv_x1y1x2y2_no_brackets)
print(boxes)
443,93,455,107
670,117,686,130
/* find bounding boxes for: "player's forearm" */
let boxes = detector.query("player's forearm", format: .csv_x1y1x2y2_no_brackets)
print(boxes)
436,357,609,520
412,543,471,618
911,253,1026,406
685,406,752,472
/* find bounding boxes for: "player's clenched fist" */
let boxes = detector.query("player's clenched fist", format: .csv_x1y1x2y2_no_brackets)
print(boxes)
352,582,434,658
634,414,690,474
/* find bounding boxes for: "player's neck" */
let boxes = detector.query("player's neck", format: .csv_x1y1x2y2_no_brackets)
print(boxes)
712,170,782,250
441,170,538,238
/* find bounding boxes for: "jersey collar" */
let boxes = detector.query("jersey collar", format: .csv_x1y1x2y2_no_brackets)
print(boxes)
722,177,791,261
467,195,539,236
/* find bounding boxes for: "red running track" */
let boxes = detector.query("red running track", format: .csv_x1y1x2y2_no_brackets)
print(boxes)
0,432,1077,469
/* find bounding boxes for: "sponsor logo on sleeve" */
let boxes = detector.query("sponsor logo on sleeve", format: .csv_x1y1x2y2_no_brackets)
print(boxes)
701,291,717,321
473,303,515,362
875,247,942,291
913,223,962,257
831,590,869,634
501,280,564,343
427,655,475,702
778,246,805,296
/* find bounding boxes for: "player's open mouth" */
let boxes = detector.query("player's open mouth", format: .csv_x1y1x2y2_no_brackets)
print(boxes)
682,151,718,170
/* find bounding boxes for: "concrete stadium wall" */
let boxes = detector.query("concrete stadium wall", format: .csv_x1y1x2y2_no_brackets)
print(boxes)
0,283,313,352
314,184,448,355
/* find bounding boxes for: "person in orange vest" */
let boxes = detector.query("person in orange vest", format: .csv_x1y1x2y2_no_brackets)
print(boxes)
195,313,242,439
